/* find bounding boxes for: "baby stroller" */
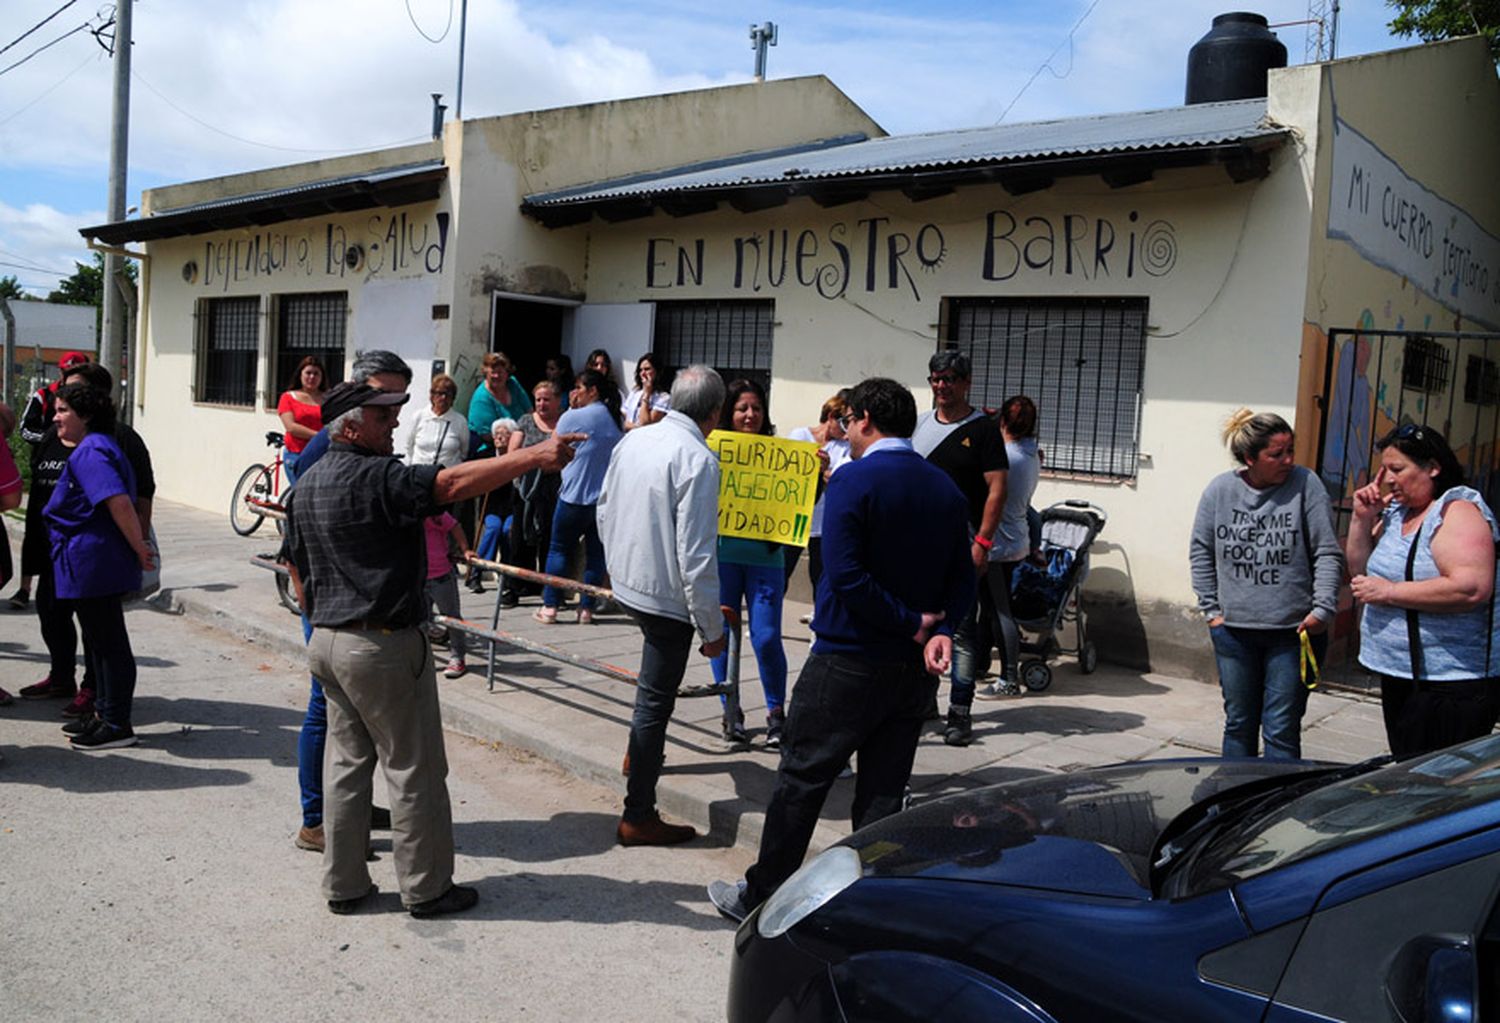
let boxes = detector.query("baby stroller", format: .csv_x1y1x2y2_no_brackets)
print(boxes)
1007,499,1108,691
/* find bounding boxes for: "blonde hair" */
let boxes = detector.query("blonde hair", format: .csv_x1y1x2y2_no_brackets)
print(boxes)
1222,407,1293,465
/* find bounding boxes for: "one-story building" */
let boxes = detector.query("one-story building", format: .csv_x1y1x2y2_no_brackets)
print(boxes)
84,32,1500,677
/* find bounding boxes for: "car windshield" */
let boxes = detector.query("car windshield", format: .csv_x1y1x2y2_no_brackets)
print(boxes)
1173,735,1500,896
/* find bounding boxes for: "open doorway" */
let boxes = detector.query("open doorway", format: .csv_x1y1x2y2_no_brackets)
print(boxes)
490,293,575,393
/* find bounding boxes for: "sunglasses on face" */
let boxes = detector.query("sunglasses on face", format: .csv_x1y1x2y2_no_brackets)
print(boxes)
431,390,455,398
836,414,855,432
928,374,961,386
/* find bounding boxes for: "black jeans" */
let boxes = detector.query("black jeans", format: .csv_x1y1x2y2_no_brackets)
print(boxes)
36,568,86,689
744,651,935,908
74,594,136,728
1381,675,1500,759
623,606,695,823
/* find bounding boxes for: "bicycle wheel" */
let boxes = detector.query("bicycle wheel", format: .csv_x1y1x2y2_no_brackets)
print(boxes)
275,570,302,617
230,463,272,536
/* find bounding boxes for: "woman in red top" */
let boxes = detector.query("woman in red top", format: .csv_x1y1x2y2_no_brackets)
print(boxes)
277,356,325,485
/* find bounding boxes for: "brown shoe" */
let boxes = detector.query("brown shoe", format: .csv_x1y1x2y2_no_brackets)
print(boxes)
621,750,630,776
617,811,696,847
295,825,324,852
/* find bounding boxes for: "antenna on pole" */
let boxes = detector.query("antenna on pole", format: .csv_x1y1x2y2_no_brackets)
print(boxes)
750,21,777,82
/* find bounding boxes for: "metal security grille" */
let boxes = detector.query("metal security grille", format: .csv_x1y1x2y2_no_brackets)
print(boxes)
1402,335,1449,394
196,296,259,406
1465,354,1500,407
271,292,347,404
652,299,774,395
945,297,1147,478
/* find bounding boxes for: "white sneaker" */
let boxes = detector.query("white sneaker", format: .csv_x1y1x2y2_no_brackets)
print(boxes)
443,657,467,679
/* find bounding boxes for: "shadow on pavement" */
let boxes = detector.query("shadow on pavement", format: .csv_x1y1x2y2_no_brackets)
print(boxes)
4,744,254,792
451,811,621,861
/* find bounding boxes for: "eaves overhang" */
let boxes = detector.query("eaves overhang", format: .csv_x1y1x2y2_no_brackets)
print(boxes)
80,161,448,246
522,99,1290,228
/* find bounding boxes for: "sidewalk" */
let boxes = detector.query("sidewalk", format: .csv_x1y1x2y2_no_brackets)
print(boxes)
7,498,1392,855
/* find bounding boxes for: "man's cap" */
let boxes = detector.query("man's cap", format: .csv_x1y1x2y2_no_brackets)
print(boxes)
58,351,89,371
320,381,410,424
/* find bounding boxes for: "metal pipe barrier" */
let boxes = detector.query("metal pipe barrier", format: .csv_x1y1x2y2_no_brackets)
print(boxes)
254,548,743,717
455,556,742,719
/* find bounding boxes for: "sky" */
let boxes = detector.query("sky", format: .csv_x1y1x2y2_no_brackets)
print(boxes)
0,0,1415,296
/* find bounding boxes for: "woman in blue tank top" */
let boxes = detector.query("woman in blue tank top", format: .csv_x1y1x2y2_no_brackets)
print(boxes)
1347,423,1500,758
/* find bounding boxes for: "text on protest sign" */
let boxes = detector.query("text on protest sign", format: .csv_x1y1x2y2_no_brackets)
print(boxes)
708,431,821,547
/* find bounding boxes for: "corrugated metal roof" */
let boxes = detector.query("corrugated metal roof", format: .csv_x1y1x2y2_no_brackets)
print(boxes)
526,98,1282,207
81,161,448,245
152,160,446,217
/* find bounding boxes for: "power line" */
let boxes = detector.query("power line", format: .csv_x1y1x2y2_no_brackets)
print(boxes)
405,0,454,44
995,0,1103,123
0,48,98,127
132,69,430,155
0,0,80,58
0,21,88,78
0,259,71,277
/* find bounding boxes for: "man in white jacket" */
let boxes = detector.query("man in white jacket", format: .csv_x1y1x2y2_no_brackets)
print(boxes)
597,364,727,846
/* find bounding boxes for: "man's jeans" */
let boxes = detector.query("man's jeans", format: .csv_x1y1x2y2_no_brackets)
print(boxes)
297,611,326,828
744,651,934,908
623,607,695,823
1210,624,1322,760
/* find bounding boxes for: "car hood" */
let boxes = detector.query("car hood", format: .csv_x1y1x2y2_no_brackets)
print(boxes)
844,760,1319,899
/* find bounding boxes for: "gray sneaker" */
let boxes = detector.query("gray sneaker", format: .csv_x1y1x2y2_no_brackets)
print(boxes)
708,879,749,923
975,679,1023,700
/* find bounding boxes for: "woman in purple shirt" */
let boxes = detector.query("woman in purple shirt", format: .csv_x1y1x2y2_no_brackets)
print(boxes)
44,383,154,750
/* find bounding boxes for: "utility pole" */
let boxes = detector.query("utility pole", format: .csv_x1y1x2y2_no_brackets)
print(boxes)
102,0,132,414
455,0,468,121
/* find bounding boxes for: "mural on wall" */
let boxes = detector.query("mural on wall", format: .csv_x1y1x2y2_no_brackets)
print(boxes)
642,208,1178,303
1318,302,1500,517
1327,117,1500,328
191,211,449,291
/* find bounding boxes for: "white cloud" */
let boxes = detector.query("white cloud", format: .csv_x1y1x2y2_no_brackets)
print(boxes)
0,200,105,295
0,0,1406,285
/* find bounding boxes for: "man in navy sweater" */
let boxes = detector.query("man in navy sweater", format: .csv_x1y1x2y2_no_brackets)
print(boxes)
709,377,975,921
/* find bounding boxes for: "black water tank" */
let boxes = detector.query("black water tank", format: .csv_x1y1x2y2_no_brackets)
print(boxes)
1185,12,1287,104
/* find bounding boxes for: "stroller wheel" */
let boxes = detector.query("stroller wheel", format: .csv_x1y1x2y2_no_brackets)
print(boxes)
1079,641,1098,675
1020,659,1052,692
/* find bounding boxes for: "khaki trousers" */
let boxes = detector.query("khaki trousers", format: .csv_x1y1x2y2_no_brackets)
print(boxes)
309,626,454,905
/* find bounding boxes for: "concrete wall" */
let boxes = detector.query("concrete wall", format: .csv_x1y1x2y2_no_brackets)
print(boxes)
131,76,884,517
443,76,886,409
1291,37,1500,670
576,136,1319,674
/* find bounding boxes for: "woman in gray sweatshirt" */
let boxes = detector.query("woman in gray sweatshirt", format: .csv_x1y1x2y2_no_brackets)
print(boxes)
1189,409,1343,759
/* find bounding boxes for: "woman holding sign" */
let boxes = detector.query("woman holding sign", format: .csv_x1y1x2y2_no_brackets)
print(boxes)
1189,409,1341,760
713,379,790,748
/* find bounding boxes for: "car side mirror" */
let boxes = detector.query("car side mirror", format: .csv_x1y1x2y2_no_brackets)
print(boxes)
1385,936,1476,1023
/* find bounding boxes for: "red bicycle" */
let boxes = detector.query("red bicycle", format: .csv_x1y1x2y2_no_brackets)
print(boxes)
230,431,287,536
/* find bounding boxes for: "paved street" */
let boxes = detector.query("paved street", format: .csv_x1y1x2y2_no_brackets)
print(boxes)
1,607,750,1022
0,497,1400,1021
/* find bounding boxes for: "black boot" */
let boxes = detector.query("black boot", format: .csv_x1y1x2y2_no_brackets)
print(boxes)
943,705,973,747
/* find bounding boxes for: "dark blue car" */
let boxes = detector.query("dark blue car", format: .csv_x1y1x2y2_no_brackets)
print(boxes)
727,734,1500,1022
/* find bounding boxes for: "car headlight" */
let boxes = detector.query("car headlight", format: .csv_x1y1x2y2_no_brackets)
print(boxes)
757,845,863,939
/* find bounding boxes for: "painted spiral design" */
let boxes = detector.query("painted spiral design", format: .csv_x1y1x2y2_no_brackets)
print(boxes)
1140,220,1177,277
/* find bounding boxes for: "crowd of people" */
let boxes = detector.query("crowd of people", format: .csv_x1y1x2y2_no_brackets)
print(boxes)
5,339,1498,923
2,352,156,751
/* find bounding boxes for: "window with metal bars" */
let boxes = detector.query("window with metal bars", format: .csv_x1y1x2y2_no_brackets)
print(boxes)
1464,353,1500,406
269,292,347,405
944,296,1148,479
194,296,260,406
1402,335,1449,394
651,299,774,397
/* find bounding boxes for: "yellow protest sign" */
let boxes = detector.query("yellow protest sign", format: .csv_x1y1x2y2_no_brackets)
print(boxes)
708,430,821,547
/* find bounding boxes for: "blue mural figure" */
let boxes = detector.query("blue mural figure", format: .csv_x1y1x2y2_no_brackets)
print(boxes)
1320,331,1373,500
